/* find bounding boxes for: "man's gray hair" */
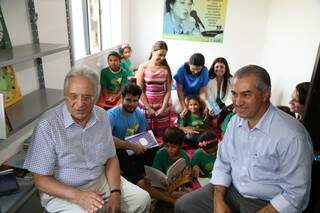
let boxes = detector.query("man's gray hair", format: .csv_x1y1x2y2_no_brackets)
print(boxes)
234,65,271,92
64,66,99,96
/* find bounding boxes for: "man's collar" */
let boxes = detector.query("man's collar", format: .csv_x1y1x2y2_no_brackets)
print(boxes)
237,104,275,134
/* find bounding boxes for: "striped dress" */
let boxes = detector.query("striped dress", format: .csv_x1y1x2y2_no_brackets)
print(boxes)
141,67,171,137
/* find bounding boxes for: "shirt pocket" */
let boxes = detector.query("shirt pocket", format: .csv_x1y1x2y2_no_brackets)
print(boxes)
94,142,110,165
248,153,279,182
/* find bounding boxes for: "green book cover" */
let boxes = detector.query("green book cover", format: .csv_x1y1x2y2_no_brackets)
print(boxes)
0,5,12,49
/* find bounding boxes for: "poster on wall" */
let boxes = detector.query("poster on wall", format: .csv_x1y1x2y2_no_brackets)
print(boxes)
163,0,228,43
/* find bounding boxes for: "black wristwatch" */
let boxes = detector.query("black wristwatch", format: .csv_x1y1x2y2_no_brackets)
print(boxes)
110,189,121,195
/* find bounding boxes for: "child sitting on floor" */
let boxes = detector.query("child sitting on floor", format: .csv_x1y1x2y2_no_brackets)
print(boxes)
177,95,210,147
97,51,130,109
192,131,218,179
138,127,192,205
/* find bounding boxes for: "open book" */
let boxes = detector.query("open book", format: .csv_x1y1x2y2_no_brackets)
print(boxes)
144,158,191,193
125,130,159,156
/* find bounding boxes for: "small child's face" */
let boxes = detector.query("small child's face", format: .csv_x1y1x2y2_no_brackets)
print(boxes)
123,48,132,59
188,99,200,114
108,55,120,71
164,143,181,159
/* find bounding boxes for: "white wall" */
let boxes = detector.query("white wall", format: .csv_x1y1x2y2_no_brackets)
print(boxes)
128,0,270,74
261,0,320,105
127,0,320,105
1,0,71,94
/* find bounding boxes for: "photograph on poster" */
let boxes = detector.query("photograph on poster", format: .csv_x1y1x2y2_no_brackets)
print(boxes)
163,0,228,43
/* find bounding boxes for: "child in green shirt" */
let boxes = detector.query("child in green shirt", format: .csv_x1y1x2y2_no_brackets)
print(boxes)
97,51,130,109
138,127,192,205
192,131,219,179
178,95,210,147
119,43,134,76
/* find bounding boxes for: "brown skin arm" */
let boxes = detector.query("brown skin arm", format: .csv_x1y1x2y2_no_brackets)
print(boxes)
257,204,278,213
136,64,154,115
155,68,172,117
213,185,231,213
32,173,104,213
176,83,188,117
113,136,144,154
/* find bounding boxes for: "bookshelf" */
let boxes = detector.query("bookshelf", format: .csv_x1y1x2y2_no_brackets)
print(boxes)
0,42,67,164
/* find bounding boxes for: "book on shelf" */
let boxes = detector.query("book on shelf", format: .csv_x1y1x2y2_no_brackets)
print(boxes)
125,130,159,156
144,158,191,193
0,66,22,108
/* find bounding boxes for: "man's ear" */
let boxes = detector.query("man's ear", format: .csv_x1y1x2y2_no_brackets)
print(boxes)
263,88,271,102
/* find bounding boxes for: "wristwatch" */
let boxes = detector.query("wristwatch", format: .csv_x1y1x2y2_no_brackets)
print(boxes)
110,189,121,195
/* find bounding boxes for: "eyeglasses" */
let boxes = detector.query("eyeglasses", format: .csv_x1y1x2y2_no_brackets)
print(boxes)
66,93,95,103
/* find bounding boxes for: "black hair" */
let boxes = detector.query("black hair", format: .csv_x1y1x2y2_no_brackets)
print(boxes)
107,51,121,60
163,127,185,146
165,0,194,12
198,131,218,150
185,53,205,75
187,95,205,113
208,57,233,99
296,82,310,105
277,105,296,117
189,53,205,66
121,82,142,97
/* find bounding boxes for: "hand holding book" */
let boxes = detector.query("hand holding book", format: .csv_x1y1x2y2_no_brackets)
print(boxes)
125,130,158,156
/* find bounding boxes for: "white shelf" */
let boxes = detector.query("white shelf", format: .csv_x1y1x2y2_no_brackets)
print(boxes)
0,88,64,164
0,43,69,67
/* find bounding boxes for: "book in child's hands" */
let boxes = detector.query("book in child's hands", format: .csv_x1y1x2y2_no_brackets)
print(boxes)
144,158,191,193
125,130,159,156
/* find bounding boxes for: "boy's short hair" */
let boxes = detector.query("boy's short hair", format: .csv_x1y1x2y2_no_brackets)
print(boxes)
107,51,121,60
163,127,185,146
121,82,142,97
198,131,218,150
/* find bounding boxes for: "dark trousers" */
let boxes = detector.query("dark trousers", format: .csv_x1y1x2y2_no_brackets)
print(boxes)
116,147,158,184
175,184,268,213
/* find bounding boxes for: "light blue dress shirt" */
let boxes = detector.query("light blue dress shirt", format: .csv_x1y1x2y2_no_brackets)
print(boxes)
211,104,313,212
24,103,116,187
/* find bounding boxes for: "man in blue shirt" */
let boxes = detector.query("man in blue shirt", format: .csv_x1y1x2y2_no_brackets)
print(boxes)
24,67,150,213
108,83,158,184
175,65,313,213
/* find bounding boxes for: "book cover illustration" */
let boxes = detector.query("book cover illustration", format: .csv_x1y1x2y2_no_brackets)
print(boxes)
125,130,159,156
0,66,22,108
144,158,191,193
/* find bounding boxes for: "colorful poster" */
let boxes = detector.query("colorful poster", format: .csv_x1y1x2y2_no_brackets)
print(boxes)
163,0,228,43
0,6,22,108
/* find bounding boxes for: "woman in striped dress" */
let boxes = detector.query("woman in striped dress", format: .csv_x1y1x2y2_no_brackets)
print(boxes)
136,40,172,137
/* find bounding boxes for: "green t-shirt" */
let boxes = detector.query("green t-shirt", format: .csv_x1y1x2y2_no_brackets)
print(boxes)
152,147,190,174
100,67,129,92
221,112,235,133
191,148,216,178
178,112,205,128
120,59,134,76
